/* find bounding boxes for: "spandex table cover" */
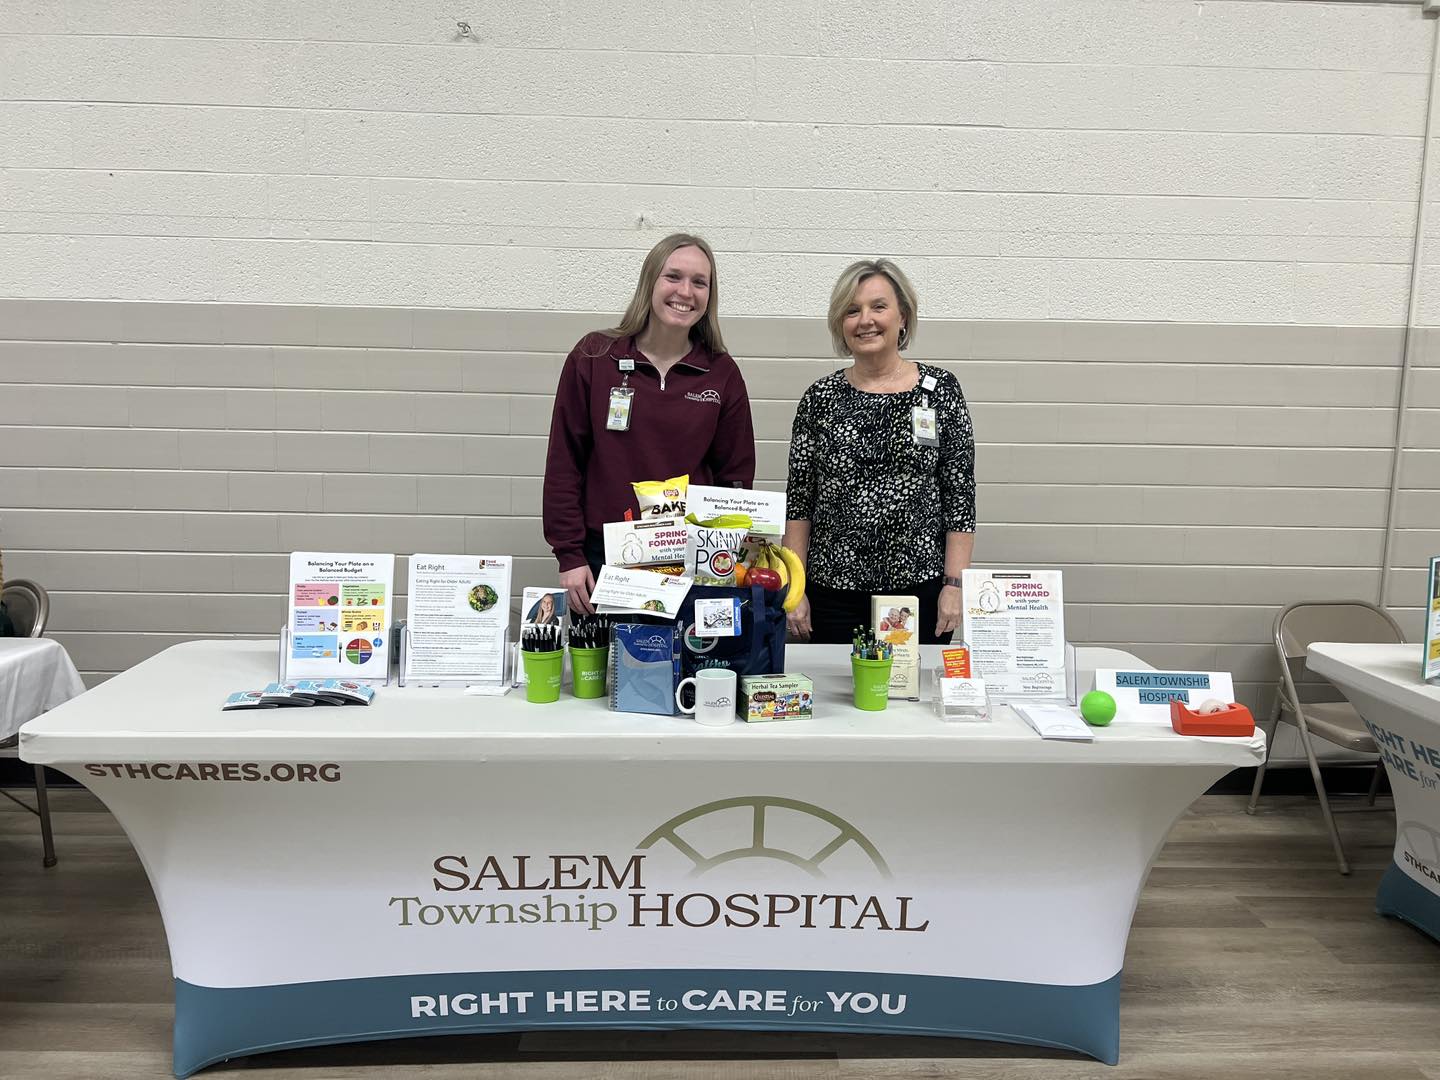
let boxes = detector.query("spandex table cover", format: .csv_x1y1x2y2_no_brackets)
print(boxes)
0,637,85,741
1307,642,1440,944
21,640,1262,1076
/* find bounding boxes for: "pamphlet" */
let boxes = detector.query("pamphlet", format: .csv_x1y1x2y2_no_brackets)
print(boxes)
687,485,787,536
1094,669,1237,723
287,552,394,681
1426,555,1440,684
521,587,567,629
223,680,375,711
404,554,512,684
603,518,688,571
961,569,1066,700
1013,702,1092,741
591,566,694,618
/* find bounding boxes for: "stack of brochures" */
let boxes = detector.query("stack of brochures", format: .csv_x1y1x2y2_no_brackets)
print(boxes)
1013,702,1092,741
222,681,376,710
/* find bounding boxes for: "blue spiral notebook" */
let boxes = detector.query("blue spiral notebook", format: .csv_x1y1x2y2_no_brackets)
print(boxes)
609,623,680,716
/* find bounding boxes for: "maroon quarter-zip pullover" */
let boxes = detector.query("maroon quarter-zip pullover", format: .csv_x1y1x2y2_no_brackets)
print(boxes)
542,332,757,572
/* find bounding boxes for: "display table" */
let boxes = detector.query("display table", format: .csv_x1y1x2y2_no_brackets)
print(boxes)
1307,642,1440,943
1,637,85,741
21,640,1262,1076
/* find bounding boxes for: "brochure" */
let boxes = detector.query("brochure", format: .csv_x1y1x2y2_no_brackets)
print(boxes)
287,552,394,681
961,569,1066,700
603,518,688,571
521,587,567,629
223,680,375,711
591,566,694,619
1013,702,1092,742
687,485,787,535
1426,555,1440,684
404,554,512,684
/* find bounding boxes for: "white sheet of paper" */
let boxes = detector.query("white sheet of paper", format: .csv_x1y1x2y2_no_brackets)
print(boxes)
591,566,694,619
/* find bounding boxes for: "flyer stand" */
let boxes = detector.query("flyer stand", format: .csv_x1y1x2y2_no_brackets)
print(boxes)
277,626,392,687
397,623,511,691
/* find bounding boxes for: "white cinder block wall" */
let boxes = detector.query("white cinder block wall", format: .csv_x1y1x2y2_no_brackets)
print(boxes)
1,2,1437,749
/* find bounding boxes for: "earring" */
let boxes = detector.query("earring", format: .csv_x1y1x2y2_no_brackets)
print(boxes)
898,325,908,349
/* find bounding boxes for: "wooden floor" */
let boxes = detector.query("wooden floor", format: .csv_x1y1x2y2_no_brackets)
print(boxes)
2,788,1437,1080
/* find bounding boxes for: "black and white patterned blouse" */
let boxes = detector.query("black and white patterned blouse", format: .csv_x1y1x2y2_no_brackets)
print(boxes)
786,363,976,590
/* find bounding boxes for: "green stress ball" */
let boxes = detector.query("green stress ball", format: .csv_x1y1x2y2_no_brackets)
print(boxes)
1080,690,1117,727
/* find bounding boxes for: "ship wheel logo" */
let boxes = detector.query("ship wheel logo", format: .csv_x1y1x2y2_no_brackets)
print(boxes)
637,795,891,881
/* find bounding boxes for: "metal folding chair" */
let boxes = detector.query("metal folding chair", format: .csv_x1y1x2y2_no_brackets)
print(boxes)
1,578,58,867
1247,600,1404,875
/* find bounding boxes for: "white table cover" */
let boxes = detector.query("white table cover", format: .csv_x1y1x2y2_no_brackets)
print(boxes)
1307,642,1440,944
21,640,1263,1076
1,637,86,741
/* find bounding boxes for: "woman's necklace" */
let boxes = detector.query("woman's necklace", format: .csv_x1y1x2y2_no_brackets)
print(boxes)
851,359,911,395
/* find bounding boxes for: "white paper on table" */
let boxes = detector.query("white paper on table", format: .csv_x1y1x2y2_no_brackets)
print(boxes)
1013,703,1093,742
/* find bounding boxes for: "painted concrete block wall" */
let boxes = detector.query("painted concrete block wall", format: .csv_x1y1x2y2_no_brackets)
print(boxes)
1,2,1437,765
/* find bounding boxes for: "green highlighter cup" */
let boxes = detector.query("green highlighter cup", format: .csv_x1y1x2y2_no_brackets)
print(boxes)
521,648,564,704
568,645,609,700
851,656,893,712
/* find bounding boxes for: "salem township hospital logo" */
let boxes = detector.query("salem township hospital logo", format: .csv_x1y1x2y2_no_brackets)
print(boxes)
685,389,722,405
638,795,892,880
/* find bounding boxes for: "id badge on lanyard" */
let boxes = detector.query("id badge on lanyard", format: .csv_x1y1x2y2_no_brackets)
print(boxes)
912,373,939,447
607,358,636,432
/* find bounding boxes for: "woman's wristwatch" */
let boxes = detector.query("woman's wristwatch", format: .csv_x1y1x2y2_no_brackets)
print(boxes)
942,576,964,589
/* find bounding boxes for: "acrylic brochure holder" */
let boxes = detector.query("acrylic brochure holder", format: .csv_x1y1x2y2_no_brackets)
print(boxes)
396,623,511,690
982,642,1077,706
277,625,392,687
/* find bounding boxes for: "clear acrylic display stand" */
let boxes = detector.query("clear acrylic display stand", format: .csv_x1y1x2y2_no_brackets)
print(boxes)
396,623,510,690
984,642,1075,706
277,625,392,686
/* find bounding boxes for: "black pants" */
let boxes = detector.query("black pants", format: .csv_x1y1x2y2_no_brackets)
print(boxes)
806,577,953,646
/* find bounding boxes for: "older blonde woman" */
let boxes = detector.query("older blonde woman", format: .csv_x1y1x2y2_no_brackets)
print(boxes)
542,233,756,615
783,259,976,644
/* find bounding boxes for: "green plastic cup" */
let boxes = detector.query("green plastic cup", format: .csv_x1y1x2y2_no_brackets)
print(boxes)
569,645,609,699
522,648,564,704
851,656,893,712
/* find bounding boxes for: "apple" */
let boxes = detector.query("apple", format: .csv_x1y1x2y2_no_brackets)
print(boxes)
748,567,782,591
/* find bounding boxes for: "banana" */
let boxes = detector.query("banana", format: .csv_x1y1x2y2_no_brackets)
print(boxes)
774,545,807,613
767,543,789,589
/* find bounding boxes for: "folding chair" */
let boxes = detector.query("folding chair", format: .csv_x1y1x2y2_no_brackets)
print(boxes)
1,578,58,867
1246,600,1404,875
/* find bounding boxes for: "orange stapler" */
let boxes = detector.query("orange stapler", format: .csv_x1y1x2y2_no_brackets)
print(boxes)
1170,699,1255,737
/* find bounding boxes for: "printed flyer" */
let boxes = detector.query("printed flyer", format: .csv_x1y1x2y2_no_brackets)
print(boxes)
687,485,787,535
288,552,395,681
961,569,1066,700
1426,555,1440,683
591,566,694,618
404,554,513,684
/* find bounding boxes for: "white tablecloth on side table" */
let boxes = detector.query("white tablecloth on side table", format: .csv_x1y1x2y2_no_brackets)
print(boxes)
1,638,85,741
1307,642,1440,944
21,639,1263,1075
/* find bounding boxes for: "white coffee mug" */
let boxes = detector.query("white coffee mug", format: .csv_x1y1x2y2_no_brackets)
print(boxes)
675,668,737,727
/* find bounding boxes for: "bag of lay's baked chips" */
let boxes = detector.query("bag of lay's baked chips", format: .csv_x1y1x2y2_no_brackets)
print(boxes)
632,475,688,520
